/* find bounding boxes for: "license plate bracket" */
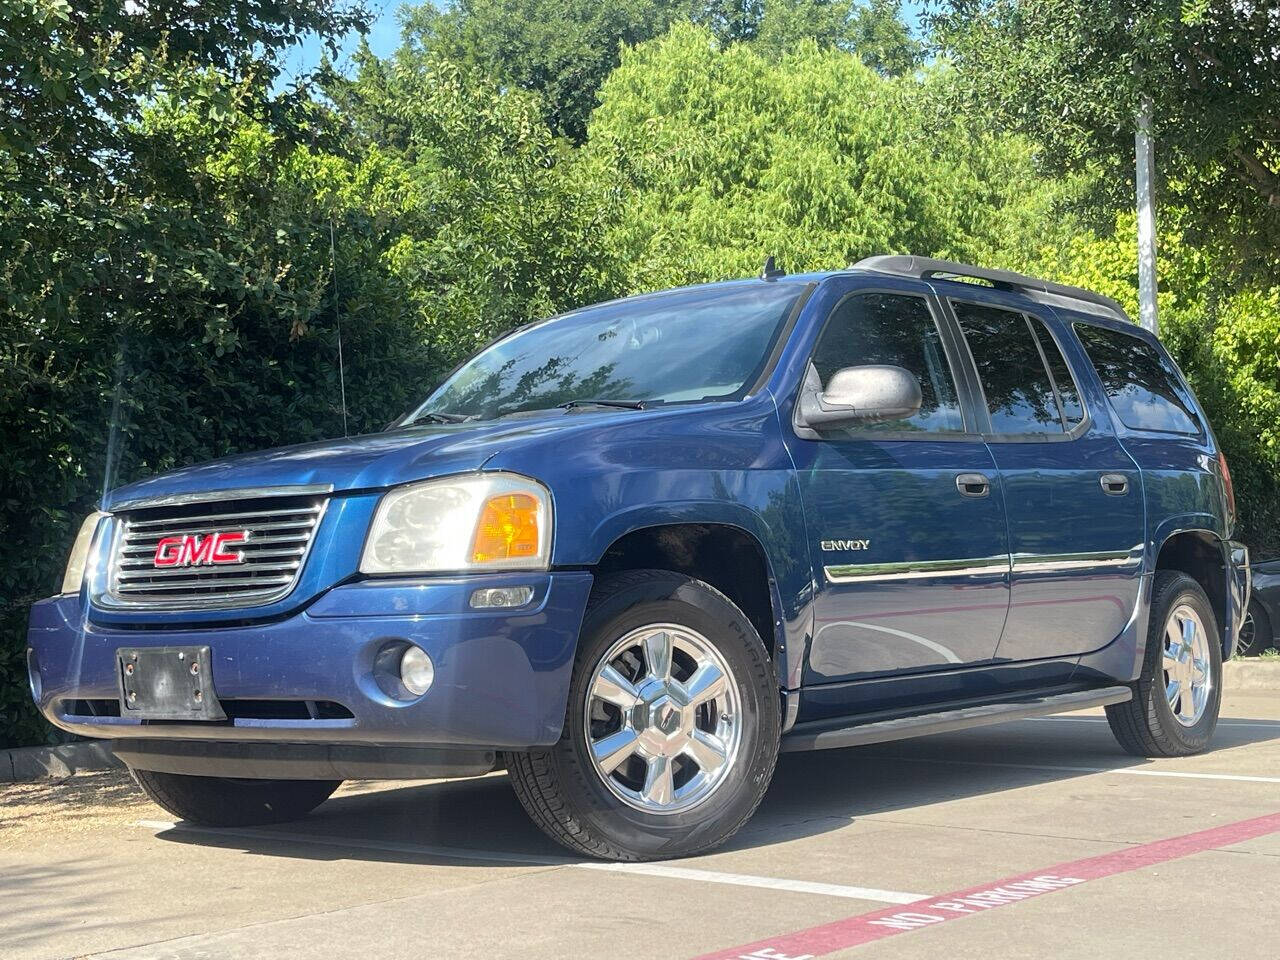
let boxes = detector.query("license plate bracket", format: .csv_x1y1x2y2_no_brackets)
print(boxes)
117,646,226,721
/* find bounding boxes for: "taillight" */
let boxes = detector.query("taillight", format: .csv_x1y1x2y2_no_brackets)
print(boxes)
1218,450,1236,527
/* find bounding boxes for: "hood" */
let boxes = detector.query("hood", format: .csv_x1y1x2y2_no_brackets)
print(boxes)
103,414,581,510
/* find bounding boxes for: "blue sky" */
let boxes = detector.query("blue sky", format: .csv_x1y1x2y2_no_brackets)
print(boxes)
289,1,929,80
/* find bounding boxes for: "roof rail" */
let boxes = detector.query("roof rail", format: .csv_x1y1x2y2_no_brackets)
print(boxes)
853,255,1129,322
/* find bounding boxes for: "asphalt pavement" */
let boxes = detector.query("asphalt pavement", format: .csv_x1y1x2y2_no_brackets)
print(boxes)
3,692,1278,960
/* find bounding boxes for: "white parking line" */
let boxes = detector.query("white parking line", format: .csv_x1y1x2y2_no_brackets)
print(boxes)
870,757,1280,784
578,861,929,904
135,819,930,905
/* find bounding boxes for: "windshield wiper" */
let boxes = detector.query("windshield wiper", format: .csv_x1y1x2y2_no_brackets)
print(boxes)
558,399,647,411
407,411,473,425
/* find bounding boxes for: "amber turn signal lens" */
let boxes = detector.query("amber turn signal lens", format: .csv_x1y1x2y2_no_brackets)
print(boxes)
471,493,541,563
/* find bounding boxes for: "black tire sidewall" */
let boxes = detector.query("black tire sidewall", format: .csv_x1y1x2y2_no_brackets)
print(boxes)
1241,600,1272,656
548,572,780,859
1145,573,1222,750
131,768,341,827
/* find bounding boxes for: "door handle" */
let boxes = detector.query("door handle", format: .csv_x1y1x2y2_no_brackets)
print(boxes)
1100,473,1130,496
956,473,991,498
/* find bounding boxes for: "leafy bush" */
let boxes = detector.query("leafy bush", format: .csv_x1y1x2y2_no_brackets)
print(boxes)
0,44,620,747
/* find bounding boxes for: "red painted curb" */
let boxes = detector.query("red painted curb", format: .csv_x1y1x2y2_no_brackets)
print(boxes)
692,810,1280,960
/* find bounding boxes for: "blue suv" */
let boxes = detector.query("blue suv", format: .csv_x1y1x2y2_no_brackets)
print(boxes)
27,256,1250,861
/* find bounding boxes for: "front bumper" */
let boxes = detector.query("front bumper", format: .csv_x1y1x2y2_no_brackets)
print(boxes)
27,571,593,752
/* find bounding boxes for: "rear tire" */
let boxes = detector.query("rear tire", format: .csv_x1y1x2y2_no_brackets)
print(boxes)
505,570,780,861
1106,571,1222,758
131,768,341,827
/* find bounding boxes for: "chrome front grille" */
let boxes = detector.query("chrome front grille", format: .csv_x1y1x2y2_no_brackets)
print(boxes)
106,492,328,610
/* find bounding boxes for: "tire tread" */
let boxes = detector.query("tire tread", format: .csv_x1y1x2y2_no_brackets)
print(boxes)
504,568,779,861
131,768,340,827
1106,570,1221,758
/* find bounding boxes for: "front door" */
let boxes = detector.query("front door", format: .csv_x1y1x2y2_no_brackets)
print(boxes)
788,284,1011,684
943,295,1145,661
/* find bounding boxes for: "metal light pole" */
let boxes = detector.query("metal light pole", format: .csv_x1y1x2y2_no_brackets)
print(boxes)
1135,97,1159,335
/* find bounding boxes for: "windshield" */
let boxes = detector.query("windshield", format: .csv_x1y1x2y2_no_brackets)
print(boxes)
410,282,805,421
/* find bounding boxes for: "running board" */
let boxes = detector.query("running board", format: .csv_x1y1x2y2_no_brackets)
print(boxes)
780,685,1132,753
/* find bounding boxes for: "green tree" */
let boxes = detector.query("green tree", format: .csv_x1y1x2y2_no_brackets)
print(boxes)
928,0,1280,272
325,48,625,351
401,0,707,142
755,0,922,73
402,0,920,141
587,23,1057,291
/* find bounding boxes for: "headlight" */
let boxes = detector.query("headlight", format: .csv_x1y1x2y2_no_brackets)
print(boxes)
62,511,109,595
360,473,552,574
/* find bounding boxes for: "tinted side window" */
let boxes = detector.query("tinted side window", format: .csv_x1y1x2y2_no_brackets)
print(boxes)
810,293,964,433
953,301,1064,434
1076,324,1201,435
1030,322,1084,427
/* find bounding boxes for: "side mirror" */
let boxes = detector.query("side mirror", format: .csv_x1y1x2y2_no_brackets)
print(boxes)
796,364,923,430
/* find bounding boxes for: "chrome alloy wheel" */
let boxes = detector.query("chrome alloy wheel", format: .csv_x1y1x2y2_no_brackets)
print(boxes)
583,623,742,815
1163,603,1212,727
1238,608,1261,655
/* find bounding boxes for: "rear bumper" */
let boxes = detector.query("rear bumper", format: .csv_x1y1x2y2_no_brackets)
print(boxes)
1226,540,1251,659
27,571,593,753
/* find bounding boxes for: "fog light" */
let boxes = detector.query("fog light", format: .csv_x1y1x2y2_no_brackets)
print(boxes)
470,585,534,609
399,645,434,696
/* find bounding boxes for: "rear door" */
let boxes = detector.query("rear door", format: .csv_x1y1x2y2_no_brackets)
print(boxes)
940,292,1144,661
788,278,1010,684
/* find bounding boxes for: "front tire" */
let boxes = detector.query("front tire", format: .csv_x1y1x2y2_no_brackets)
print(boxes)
131,768,341,827
505,570,780,861
1106,571,1222,757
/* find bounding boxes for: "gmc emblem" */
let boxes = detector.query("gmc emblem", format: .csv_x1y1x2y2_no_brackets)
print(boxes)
153,531,249,567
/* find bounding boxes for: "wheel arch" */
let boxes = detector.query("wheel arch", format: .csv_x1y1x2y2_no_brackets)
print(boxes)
1153,528,1230,656
591,521,786,685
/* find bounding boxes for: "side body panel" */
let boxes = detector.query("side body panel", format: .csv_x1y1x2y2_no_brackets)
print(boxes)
778,278,1011,686
927,285,1147,663
1056,307,1238,673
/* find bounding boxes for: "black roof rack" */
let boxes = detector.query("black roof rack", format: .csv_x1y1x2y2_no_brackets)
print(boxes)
853,255,1129,322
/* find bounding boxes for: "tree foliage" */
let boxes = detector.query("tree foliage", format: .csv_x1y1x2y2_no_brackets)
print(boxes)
403,0,708,141
754,0,921,73
1,0,359,745
928,0,1280,272
406,0,920,141
1027,218,1280,555
0,5,618,747
588,23,1052,290
4,0,1279,746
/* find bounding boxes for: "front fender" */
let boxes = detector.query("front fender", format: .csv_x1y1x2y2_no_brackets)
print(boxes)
483,402,814,693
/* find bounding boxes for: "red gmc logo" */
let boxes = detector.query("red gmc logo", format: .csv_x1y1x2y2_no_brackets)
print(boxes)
153,531,249,568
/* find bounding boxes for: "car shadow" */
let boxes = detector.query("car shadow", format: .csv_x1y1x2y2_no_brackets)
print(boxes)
146,713,1280,866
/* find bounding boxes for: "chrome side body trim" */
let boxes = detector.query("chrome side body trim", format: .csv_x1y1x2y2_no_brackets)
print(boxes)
1010,547,1144,575
824,546,1144,584
110,484,335,511
823,555,1010,583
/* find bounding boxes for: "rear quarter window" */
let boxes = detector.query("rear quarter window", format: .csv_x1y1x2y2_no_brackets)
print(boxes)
1074,323,1202,435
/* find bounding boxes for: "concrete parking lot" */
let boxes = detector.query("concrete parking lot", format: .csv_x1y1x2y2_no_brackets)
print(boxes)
3,691,1278,960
